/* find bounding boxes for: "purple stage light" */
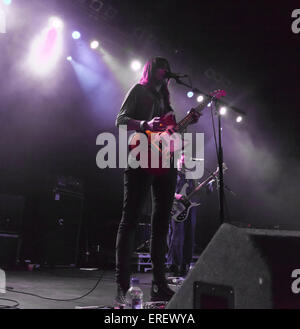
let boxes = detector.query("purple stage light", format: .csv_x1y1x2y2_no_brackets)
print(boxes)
130,60,142,71
49,17,63,30
236,115,243,123
219,106,227,116
90,40,99,49
197,95,204,103
72,31,81,40
27,18,63,76
67,56,72,61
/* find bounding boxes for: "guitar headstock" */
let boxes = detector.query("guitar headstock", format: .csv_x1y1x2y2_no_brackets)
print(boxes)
213,162,228,176
222,162,228,172
210,89,226,99
194,89,226,114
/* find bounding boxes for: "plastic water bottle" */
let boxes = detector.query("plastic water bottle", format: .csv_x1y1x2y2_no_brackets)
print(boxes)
125,278,143,309
0,268,6,293
189,262,195,272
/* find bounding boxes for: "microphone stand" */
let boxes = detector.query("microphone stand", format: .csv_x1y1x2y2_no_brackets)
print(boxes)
171,76,233,225
216,100,225,224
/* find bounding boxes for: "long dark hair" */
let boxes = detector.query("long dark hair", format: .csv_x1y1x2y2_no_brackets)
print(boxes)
140,57,172,109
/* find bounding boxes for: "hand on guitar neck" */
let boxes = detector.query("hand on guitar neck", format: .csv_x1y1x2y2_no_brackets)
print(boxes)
144,110,201,132
187,109,202,124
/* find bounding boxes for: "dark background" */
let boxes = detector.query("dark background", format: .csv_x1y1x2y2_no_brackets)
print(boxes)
0,0,299,266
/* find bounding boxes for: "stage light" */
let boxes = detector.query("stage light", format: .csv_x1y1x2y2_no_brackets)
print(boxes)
219,106,227,115
67,56,72,61
90,40,99,49
49,17,63,30
187,91,194,98
236,115,243,123
27,20,63,76
72,31,81,40
0,7,6,34
130,60,142,71
197,95,204,103
2,0,12,5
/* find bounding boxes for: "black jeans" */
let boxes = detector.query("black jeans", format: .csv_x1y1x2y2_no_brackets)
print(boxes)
115,167,177,291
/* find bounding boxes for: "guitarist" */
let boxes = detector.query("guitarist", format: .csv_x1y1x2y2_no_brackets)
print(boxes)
114,57,201,306
167,152,199,277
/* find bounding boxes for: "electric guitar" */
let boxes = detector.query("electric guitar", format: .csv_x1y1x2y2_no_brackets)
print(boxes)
128,89,226,175
171,163,228,222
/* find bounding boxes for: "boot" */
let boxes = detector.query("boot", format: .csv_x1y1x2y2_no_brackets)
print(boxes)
167,264,180,277
151,280,175,302
114,284,127,308
179,264,188,277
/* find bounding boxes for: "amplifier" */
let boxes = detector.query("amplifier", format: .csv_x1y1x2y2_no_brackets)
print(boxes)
0,194,25,233
0,233,22,269
46,175,84,194
39,189,84,267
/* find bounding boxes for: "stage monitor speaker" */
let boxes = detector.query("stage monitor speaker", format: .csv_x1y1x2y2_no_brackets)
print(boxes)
0,194,25,233
167,223,300,309
39,189,84,267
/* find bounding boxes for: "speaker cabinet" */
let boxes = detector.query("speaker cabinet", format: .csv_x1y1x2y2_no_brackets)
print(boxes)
0,233,22,269
39,190,84,267
167,223,300,309
0,194,25,233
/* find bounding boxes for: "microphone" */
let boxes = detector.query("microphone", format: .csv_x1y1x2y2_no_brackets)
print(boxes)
165,72,188,80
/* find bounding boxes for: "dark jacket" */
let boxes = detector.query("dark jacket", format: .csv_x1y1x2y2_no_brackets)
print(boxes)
115,83,173,128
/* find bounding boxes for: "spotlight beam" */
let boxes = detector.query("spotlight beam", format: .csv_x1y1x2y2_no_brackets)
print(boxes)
27,17,63,76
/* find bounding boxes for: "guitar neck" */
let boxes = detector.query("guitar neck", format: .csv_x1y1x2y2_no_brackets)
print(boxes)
175,112,197,133
186,173,216,200
175,96,212,133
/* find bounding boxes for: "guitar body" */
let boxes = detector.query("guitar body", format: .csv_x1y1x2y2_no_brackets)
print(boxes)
171,162,228,222
128,112,182,175
171,183,201,222
127,90,226,176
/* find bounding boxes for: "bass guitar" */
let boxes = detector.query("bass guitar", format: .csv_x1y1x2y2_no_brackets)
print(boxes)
171,163,228,222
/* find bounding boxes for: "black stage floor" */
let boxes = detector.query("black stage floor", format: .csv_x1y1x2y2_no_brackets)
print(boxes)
1,268,168,309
